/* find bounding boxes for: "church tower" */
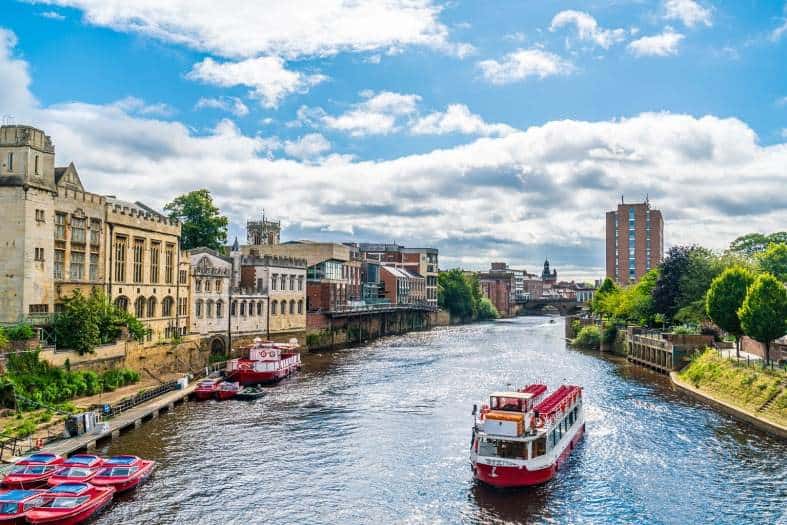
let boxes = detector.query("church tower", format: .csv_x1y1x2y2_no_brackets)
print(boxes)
0,125,57,321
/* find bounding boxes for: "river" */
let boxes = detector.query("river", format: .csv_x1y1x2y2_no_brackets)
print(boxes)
94,317,786,525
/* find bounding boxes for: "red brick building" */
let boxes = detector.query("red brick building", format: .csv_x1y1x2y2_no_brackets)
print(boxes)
606,199,663,284
478,270,515,317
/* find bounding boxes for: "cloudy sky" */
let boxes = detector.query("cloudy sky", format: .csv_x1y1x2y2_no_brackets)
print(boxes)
2,1,786,280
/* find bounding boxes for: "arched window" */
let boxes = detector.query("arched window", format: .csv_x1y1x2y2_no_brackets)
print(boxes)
216,300,224,318
280,301,286,314
298,300,303,314
195,279,202,292
248,301,255,316
114,296,129,312
240,301,247,316
289,300,295,314
271,300,278,315
257,302,263,316
290,275,295,290
231,301,237,316
195,299,204,318
162,296,174,316
207,300,214,318
215,279,222,293
147,296,157,318
134,296,146,318
205,280,211,292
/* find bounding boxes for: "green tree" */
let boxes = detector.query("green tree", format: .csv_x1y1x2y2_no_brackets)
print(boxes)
756,243,787,282
591,277,617,316
729,233,770,257
476,297,499,320
705,266,755,358
164,189,229,251
652,245,721,323
438,269,474,320
738,273,787,364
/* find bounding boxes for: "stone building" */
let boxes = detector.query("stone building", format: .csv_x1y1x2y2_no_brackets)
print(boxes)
0,125,187,342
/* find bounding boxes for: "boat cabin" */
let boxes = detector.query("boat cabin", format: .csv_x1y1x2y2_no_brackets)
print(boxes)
0,489,44,517
17,454,62,466
489,391,536,412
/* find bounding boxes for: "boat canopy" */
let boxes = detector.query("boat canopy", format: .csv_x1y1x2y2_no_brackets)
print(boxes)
0,490,39,502
48,483,90,495
489,391,534,400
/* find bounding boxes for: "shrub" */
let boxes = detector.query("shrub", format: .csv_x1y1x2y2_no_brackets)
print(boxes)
601,322,619,344
672,324,700,335
572,326,601,351
476,297,500,320
5,323,35,341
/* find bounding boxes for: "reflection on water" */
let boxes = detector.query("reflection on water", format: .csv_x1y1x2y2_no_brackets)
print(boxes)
93,318,787,525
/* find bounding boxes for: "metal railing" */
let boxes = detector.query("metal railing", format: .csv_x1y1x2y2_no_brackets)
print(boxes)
90,380,179,419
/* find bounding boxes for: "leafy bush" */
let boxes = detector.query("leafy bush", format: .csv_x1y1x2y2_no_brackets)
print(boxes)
476,297,499,320
601,322,619,344
5,323,35,341
671,324,700,335
572,326,601,351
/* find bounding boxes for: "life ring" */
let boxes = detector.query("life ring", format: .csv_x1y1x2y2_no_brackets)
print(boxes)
535,416,544,427
35,438,44,449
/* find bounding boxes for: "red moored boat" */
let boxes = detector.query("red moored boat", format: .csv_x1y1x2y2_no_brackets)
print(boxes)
47,455,104,487
226,338,301,386
194,378,222,401
0,489,45,524
2,454,64,489
25,483,114,525
90,456,154,493
470,384,585,488
215,381,240,400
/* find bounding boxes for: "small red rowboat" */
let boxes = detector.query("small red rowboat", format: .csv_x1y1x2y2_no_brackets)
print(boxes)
194,378,221,401
2,454,64,489
90,456,155,493
0,489,45,524
215,381,240,401
25,483,114,525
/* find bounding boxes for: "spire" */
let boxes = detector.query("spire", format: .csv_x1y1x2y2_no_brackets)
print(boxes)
231,236,239,252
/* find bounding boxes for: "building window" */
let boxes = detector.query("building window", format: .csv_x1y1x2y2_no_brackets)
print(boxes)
89,254,98,281
35,209,45,222
132,238,144,283
178,297,188,316
54,249,64,279
298,276,303,291
289,300,295,314
134,296,146,318
298,300,303,314
216,301,223,318
150,242,160,283
55,213,66,241
70,251,84,280
7,152,13,171
231,301,237,316
115,296,129,311
29,304,48,314
195,279,202,293
114,236,127,282
147,296,157,318
34,247,45,262
248,301,255,316
215,279,222,293
179,269,187,284
257,302,262,316
272,274,278,291
271,300,277,315
34,155,39,175
290,275,295,290
205,279,212,293
195,299,203,318
71,217,86,244
240,302,246,316
162,296,174,316
165,244,174,284
207,300,214,318
90,219,101,245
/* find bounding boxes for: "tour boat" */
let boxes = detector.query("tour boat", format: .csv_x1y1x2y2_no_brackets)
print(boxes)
2,455,64,489
194,378,222,401
25,483,114,525
215,381,240,401
226,339,301,386
90,455,155,493
0,489,45,524
470,384,585,488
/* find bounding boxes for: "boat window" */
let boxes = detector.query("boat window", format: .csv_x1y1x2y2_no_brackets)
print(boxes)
57,467,92,477
41,496,88,509
11,465,54,474
532,437,546,457
0,502,19,514
496,440,528,459
23,498,44,511
478,439,498,457
99,466,138,477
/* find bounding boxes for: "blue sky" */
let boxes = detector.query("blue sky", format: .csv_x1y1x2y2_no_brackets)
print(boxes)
1,1,786,279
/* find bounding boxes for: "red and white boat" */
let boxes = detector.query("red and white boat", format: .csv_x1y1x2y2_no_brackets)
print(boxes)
90,455,154,493
226,338,301,386
25,483,114,525
194,378,222,401
470,384,585,488
2,454,64,489
0,488,45,524
214,381,240,401
46,455,104,487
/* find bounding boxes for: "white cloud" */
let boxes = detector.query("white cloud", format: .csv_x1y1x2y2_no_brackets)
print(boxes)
4,28,787,275
195,97,249,117
0,29,37,115
411,104,515,137
771,19,787,42
628,29,685,57
29,0,466,59
187,56,327,109
40,11,65,20
316,91,421,136
283,133,331,160
477,48,574,85
549,10,627,49
664,0,712,28
112,97,175,117
776,96,787,107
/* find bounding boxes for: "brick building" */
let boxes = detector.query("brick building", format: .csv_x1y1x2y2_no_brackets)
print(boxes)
353,243,438,306
606,199,664,284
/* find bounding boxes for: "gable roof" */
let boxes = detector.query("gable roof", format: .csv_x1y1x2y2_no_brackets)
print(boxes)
54,162,84,192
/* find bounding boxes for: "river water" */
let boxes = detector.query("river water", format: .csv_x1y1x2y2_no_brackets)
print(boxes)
95,317,786,525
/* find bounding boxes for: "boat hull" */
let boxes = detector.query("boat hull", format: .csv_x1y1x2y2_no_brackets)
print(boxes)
473,423,585,488
25,489,113,525
228,365,298,386
91,461,154,494
215,390,237,401
193,390,216,401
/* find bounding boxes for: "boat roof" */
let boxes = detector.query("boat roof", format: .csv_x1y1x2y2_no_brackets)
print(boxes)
64,454,99,465
489,391,534,399
0,490,39,502
48,483,89,495
105,455,138,465
19,453,59,464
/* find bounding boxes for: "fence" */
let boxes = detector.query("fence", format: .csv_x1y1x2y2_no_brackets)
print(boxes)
90,380,180,419
712,347,787,373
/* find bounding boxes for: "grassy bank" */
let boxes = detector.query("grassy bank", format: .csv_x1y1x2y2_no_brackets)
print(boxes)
678,349,786,427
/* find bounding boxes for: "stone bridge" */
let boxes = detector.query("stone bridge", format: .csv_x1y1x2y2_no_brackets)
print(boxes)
516,298,584,316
